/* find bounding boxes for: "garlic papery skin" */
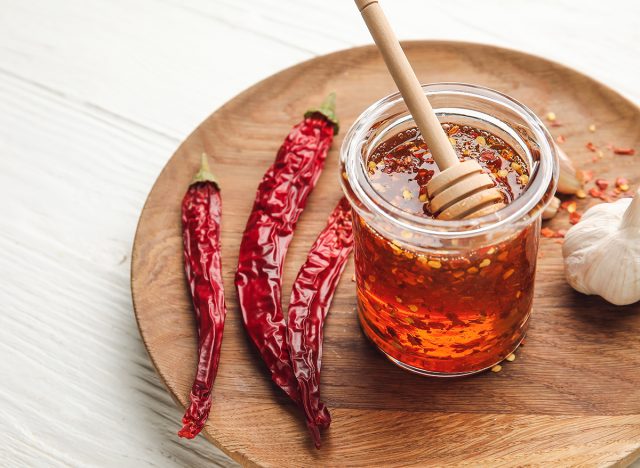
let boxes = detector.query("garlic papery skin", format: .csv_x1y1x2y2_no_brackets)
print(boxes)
562,189,640,306
542,196,561,220
556,146,583,195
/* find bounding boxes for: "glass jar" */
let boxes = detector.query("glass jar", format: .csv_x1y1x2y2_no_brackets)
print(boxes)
340,83,558,377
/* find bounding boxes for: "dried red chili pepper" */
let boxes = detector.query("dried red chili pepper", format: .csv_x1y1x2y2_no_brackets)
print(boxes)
178,154,227,439
287,197,354,448
235,94,339,411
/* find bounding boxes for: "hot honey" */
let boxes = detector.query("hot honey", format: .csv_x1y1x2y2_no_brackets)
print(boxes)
354,123,537,375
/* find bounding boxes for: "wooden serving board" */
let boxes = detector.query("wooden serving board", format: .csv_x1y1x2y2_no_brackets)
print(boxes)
131,41,640,467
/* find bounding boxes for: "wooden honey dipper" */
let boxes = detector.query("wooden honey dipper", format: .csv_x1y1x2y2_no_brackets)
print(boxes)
355,0,505,219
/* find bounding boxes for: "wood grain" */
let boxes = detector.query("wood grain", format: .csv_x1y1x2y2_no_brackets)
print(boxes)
136,41,639,466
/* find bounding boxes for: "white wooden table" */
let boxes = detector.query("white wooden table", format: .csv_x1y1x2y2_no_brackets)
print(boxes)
1,1,638,466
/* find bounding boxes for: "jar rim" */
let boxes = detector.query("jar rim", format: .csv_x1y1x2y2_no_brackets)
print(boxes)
340,83,559,239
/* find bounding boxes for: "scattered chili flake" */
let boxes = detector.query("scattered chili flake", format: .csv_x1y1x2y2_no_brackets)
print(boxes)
613,147,636,156
549,122,563,128
560,200,577,213
554,239,565,245
540,227,554,238
556,229,567,237
540,227,564,238
588,187,602,198
595,178,609,190
556,135,566,144
580,170,594,183
586,142,598,152
615,177,630,192
569,211,582,225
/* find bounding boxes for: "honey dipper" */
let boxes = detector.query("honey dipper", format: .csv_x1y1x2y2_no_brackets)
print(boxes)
354,0,505,219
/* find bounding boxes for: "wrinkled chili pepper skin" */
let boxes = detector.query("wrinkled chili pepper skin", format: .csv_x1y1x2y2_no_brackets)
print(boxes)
287,197,354,448
235,97,338,416
178,156,226,439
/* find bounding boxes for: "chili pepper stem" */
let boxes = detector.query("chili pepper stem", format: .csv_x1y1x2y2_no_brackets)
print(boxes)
305,92,339,134
192,153,220,187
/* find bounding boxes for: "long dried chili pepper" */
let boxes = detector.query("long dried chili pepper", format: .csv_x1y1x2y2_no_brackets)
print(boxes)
287,197,354,448
178,154,227,439
235,94,339,416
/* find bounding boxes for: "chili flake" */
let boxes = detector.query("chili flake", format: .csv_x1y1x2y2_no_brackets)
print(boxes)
569,211,582,225
613,147,636,156
588,187,603,198
541,227,565,239
556,135,566,144
580,170,594,183
560,200,577,213
615,177,630,192
586,142,598,152
595,179,609,190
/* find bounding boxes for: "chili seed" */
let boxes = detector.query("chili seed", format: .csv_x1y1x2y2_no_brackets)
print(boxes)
516,291,522,298
546,112,556,122
503,269,515,280
395,296,403,303
479,259,491,268
428,260,442,269
497,169,508,178
408,304,418,312
449,137,456,146
419,193,428,202
467,267,479,274
368,161,377,172
475,136,487,146
506,353,516,362
491,365,502,373
588,124,596,132
576,189,587,199
518,174,529,185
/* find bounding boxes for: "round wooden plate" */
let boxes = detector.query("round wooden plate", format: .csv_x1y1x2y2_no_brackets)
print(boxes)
132,41,640,467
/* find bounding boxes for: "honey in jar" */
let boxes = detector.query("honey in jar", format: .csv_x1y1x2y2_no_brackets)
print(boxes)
341,84,558,376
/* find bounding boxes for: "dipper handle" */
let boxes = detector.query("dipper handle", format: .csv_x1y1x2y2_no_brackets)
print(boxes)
354,0,459,170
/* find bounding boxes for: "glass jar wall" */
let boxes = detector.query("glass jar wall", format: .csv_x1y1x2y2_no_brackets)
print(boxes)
340,83,558,376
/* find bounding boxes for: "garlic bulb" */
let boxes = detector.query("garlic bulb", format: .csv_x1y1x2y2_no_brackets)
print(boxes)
562,189,640,305
555,146,583,195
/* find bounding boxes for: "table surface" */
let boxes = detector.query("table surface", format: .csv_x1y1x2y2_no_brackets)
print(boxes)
1,1,638,466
